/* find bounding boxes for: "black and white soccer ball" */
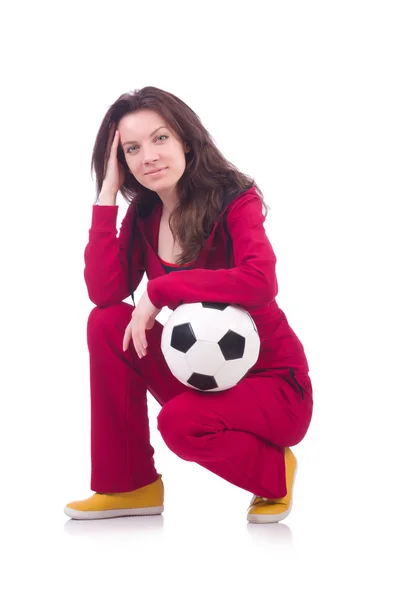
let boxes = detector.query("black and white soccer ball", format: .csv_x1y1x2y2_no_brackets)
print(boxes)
161,302,260,392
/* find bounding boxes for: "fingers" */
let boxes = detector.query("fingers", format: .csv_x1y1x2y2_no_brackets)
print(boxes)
104,125,119,176
111,128,119,151
139,329,148,357
122,322,148,359
105,125,115,160
133,328,147,359
122,323,131,352
108,130,119,164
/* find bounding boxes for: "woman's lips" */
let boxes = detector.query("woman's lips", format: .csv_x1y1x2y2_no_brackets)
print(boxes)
147,167,168,176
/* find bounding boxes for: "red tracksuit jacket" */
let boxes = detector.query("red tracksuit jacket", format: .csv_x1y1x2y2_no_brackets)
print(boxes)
84,185,310,374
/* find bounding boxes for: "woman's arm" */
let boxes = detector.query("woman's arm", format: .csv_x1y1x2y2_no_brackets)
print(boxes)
147,190,278,310
84,203,145,307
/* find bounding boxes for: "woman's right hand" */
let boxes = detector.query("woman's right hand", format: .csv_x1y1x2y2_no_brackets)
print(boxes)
101,125,126,198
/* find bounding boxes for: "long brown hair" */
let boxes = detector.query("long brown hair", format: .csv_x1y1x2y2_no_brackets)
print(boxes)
91,86,270,265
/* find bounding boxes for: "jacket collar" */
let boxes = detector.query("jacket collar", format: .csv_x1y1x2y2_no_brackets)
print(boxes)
134,186,253,269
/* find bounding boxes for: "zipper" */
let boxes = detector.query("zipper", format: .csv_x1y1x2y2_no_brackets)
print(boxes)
289,368,305,400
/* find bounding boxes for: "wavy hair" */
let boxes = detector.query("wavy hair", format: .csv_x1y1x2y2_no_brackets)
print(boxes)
91,86,270,265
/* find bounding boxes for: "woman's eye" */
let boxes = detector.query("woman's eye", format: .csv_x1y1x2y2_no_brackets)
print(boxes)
126,134,168,154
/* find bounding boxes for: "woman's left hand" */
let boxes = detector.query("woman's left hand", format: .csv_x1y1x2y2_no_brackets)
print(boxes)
122,290,162,358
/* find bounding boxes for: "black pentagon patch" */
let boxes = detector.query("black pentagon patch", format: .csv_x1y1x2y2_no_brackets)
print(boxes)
218,330,245,360
170,323,197,353
188,373,218,391
201,302,229,311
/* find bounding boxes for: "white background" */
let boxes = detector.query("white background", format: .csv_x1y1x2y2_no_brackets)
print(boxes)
1,0,396,597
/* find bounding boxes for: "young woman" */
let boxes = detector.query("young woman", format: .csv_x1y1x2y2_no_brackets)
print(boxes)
64,86,313,524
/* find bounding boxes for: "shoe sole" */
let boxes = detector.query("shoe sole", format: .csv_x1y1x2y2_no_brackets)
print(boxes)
64,505,164,520
247,461,298,524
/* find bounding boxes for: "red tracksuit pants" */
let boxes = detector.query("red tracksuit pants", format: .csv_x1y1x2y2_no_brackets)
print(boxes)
88,302,313,499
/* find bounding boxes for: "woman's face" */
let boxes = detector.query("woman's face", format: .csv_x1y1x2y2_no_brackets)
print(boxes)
118,109,189,192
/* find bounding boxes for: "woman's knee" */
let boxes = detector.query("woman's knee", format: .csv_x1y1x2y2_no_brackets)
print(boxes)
88,302,132,328
157,395,195,455
87,302,133,346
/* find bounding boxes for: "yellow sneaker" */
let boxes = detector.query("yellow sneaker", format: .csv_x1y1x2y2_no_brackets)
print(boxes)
64,475,164,520
247,449,297,524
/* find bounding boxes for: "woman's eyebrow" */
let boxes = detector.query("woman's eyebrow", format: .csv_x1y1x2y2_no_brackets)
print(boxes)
122,126,168,146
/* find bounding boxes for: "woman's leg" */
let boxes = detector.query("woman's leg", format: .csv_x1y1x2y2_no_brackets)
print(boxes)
157,370,313,499
88,302,186,493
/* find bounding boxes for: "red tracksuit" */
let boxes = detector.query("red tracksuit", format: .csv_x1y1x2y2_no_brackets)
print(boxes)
84,185,313,498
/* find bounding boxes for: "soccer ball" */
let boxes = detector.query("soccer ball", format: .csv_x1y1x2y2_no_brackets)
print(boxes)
161,302,260,392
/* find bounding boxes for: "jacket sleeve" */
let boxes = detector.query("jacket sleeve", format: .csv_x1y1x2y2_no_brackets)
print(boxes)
146,191,278,310
84,203,145,307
